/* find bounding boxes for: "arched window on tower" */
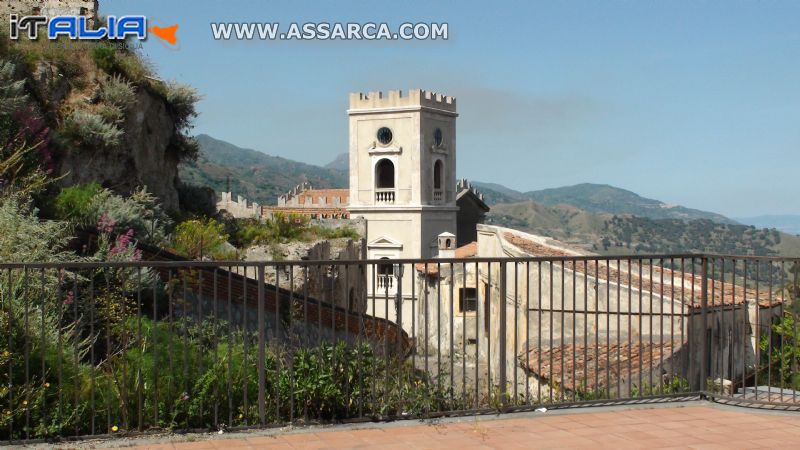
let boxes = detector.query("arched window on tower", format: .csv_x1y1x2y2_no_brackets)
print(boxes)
375,159,396,204
433,160,444,202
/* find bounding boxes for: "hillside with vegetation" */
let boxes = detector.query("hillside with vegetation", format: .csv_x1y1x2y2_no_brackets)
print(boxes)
475,181,736,224
179,134,348,205
489,200,800,257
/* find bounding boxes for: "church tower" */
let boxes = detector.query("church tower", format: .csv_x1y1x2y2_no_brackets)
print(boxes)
347,89,459,322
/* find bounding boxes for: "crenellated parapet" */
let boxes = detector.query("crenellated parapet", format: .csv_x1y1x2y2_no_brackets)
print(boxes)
348,89,456,113
457,178,484,202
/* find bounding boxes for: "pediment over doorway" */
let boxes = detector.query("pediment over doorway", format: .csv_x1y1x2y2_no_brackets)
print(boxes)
368,236,403,249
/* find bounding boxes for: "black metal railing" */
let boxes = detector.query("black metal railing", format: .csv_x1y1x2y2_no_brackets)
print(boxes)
0,254,798,441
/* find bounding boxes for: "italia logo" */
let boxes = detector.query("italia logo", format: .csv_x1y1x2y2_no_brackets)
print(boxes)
8,14,179,46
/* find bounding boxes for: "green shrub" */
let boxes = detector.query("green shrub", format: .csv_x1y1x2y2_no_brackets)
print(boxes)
64,110,123,150
90,45,116,74
53,182,102,220
173,218,237,260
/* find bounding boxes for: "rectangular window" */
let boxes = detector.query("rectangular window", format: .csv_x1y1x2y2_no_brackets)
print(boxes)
458,287,477,313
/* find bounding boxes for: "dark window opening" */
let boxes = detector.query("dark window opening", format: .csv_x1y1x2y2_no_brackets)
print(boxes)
378,257,393,276
459,287,478,312
377,127,393,145
433,160,443,189
375,159,395,189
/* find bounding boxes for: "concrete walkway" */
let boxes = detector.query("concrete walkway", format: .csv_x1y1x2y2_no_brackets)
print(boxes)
58,402,800,449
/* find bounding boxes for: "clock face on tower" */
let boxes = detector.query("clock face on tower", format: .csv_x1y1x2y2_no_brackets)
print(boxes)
434,128,443,147
377,127,393,145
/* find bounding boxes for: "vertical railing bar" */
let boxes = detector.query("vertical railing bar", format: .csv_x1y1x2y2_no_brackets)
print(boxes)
303,266,310,422
22,267,29,439
535,260,541,404
197,269,205,426
412,261,418,411
226,267,233,427
604,260,610,398
582,260,588,399
669,258,675,388
593,259,599,398
150,269,159,428
257,265,265,426
689,259,695,392
615,259,620,399
513,262,519,403
792,260,798,404
136,267,143,432
571,260,577,401
549,261,554,404
90,273,96,435
383,263,389,412
449,261,455,405
638,260,643,397
474,261,479,408
730,259,737,397
741,260,747,399
182,273,189,429
6,268,14,440
289,264,295,424
371,263,377,415
767,260,773,401
560,260,564,402
276,265,283,423
710,258,717,394
498,262,507,407
700,257,709,394
462,261,467,404
627,259,632,399
525,261,530,404
779,261,785,403
241,266,248,426
342,263,349,419
212,269,219,428
754,261,760,401
434,261,441,411
679,258,685,392
487,263,492,405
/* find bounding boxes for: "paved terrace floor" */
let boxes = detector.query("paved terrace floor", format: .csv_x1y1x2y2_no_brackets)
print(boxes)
44,401,800,449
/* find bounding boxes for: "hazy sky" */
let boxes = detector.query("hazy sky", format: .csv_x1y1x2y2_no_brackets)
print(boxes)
102,1,800,218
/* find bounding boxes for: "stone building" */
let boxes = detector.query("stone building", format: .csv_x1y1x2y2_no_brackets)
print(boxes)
414,224,784,398
346,89,462,327
263,182,350,219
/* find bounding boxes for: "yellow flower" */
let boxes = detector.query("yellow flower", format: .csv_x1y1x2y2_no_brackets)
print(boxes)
21,400,27,406
44,382,50,388
2,351,8,357
111,425,119,432
238,413,243,419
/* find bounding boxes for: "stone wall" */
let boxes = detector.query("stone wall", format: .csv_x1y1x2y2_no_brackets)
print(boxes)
217,191,260,218
1,0,97,18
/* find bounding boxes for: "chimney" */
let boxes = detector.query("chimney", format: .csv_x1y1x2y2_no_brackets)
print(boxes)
437,232,457,258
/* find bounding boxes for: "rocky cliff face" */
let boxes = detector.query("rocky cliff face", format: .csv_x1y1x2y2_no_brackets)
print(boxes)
57,87,182,210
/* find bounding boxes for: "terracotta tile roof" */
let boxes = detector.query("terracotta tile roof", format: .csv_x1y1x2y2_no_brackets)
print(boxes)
503,232,781,309
415,242,478,275
519,342,681,392
456,241,478,258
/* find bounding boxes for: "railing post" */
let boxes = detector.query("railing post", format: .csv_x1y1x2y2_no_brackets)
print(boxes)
257,265,266,425
700,256,709,392
498,261,508,407
396,264,403,356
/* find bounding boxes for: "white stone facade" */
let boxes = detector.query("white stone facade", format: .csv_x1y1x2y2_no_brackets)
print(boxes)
347,89,459,325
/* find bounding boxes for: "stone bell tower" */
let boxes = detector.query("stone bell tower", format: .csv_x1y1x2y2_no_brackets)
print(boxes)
347,89,459,325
